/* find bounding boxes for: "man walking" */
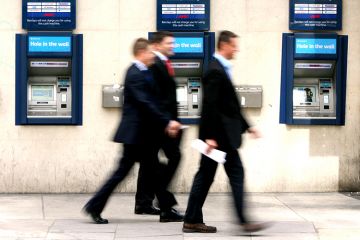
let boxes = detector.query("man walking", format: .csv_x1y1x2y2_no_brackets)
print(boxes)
135,31,184,222
83,38,180,224
182,31,267,233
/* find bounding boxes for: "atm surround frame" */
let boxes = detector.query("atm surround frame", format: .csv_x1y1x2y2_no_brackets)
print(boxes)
279,33,348,125
16,31,83,125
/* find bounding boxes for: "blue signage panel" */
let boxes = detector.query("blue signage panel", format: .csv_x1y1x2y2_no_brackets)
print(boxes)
295,38,337,54
22,0,76,30
157,0,210,31
174,37,204,53
289,0,342,31
28,36,71,52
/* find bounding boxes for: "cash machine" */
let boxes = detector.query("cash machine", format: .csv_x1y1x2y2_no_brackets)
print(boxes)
279,33,348,125
149,32,215,124
16,32,83,125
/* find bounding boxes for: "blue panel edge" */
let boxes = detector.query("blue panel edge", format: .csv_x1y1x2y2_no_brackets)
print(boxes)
279,33,290,124
15,34,28,125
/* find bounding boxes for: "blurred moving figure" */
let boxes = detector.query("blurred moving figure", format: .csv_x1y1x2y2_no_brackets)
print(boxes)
83,38,180,224
183,31,268,233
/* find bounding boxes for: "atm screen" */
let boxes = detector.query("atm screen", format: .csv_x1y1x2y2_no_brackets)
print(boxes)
31,85,54,101
176,86,187,102
293,86,318,106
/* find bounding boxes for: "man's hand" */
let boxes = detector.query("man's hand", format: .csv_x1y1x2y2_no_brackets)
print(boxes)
205,139,218,154
247,127,262,139
165,120,181,138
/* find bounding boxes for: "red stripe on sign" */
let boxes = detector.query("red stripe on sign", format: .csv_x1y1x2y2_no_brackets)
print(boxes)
44,13,55,17
310,14,320,19
178,15,189,19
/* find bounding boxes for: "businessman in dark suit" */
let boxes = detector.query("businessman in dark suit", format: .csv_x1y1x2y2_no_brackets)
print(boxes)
182,31,267,233
134,31,183,222
83,38,181,224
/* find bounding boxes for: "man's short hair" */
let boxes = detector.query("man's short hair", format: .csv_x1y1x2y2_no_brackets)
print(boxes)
150,31,174,44
217,30,238,50
133,38,150,56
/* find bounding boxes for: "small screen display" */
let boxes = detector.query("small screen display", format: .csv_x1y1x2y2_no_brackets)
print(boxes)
189,80,200,87
293,86,317,106
32,85,54,101
320,79,332,88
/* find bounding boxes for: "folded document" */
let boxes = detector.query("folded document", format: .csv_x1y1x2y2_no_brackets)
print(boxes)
191,139,227,164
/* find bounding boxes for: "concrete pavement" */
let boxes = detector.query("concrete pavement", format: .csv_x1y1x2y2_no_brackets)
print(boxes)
0,193,359,239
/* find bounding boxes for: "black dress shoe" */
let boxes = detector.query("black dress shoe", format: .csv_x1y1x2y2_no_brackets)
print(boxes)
83,207,108,224
160,208,184,222
134,205,161,215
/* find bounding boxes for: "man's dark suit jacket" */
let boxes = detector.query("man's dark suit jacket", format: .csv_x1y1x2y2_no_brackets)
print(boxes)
150,56,178,120
113,64,170,144
199,58,250,150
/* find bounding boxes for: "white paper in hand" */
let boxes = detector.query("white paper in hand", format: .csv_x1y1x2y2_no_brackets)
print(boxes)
191,139,227,164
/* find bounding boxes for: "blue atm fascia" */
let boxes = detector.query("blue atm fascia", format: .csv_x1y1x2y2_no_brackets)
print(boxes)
279,33,348,125
16,32,83,125
148,32,215,124
169,32,215,75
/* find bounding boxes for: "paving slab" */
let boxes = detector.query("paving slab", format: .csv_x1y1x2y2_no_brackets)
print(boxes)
49,219,117,233
184,236,251,240
0,193,359,239
276,193,360,209
0,195,43,219
43,194,89,219
46,232,115,240
0,220,53,238
248,206,305,222
10,238,46,240
115,221,182,238
115,236,183,240
253,221,316,234
318,228,360,240
247,233,318,240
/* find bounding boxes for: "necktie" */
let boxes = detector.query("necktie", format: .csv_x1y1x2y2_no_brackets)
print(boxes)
165,59,175,77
